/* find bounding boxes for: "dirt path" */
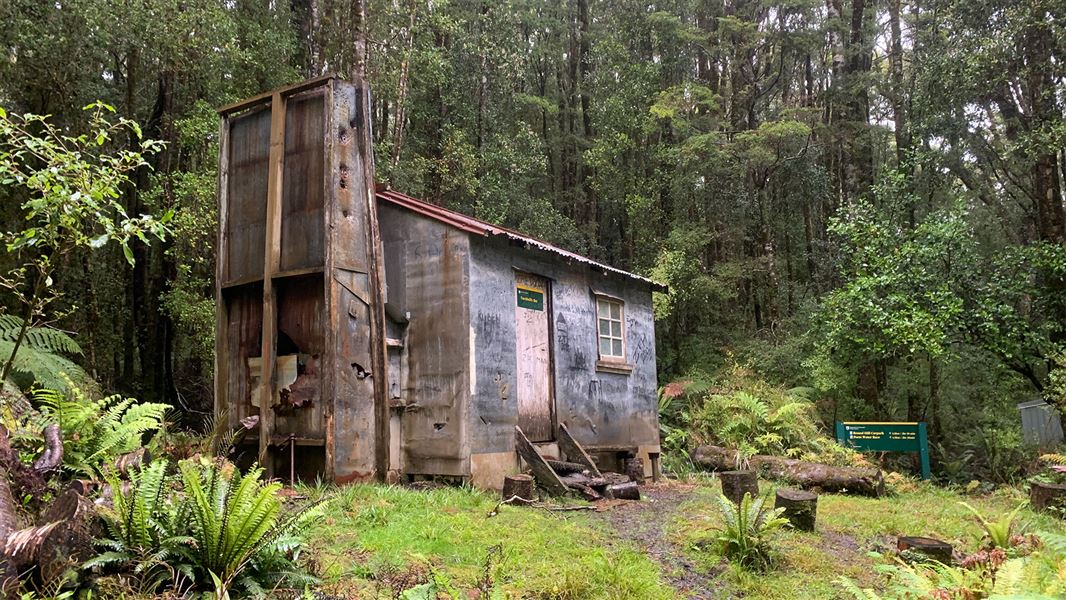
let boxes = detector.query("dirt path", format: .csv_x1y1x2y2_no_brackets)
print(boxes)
591,482,727,599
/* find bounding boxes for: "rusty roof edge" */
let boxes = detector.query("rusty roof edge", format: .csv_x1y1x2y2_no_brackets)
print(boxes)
375,186,667,292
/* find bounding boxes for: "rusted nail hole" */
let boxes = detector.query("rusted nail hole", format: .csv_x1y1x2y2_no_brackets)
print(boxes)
339,164,349,188
349,118,358,129
351,362,371,379
433,422,445,431
338,126,350,144
342,209,350,218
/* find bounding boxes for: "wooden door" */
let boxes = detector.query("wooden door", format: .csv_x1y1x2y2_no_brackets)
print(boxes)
515,272,554,441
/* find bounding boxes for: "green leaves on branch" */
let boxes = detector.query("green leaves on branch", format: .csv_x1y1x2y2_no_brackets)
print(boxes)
0,102,169,265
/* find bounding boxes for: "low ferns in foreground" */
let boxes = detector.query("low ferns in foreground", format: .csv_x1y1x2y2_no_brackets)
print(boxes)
709,492,789,570
88,458,321,598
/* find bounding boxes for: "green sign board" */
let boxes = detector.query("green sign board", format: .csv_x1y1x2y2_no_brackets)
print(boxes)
516,285,544,311
835,421,931,480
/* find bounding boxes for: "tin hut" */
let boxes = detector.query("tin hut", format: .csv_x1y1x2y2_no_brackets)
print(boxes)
215,76,662,489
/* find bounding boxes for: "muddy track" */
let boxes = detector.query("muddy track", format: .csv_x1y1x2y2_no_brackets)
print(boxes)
592,482,728,599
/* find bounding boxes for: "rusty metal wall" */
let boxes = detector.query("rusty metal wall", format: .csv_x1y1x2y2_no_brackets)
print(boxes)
216,77,390,483
467,237,660,458
325,81,390,482
378,203,471,476
221,108,269,285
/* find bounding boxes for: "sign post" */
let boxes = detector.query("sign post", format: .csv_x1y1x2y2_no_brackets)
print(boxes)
835,421,931,480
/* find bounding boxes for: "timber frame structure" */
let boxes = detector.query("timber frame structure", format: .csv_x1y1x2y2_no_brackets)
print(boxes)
214,76,390,482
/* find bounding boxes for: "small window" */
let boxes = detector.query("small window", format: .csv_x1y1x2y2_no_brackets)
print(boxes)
596,297,625,361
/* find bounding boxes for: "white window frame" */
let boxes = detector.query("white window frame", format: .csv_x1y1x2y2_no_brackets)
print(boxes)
596,296,626,362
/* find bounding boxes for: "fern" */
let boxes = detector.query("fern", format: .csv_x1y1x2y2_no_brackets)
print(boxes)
709,492,789,570
179,459,324,592
32,383,167,477
0,315,91,392
1039,453,1066,466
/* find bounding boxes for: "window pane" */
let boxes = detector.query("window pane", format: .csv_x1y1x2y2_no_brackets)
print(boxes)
599,319,610,335
600,338,611,356
611,321,621,337
612,339,623,356
597,300,609,318
610,302,621,319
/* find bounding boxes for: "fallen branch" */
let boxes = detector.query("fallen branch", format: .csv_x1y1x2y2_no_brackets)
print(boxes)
692,445,886,497
32,424,62,474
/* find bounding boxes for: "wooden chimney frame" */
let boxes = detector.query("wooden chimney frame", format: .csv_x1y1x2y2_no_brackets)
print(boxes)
214,76,390,482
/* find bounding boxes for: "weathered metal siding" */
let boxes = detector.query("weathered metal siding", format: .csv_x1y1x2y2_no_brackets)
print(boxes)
1018,400,1065,447
379,203,471,476
467,237,660,467
215,77,390,483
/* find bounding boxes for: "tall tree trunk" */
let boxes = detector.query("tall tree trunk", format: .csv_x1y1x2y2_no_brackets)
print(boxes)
887,0,910,167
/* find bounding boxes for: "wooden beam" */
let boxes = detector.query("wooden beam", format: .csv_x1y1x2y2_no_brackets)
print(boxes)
217,74,335,116
214,114,230,427
258,92,286,476
558,423,602,478
515,426,569,496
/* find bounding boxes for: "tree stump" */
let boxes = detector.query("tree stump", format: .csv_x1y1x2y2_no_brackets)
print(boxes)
898,536,953,564
607,481,640,500
1030,482,1066,512
624,457,645,484
720,470,759,505
775,488,818,532
502,474,534,505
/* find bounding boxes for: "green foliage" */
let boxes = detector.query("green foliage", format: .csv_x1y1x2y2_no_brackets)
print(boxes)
688,370,829,459
0,314,91,392
837,557,989,600
179,460,321,595
89,458,320,597
990,531,1066,598
959,501,1027,550
86,460,194,595
30,384,167,477
707,492,789,571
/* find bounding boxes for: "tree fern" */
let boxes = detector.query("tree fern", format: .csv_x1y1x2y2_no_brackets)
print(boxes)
0,315,91,392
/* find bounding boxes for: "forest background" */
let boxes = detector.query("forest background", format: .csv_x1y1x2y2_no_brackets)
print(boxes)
0,0,1063,481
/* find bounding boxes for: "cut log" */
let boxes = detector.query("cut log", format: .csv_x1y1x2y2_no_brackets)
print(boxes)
624,457,645,484
1030,481,1066,512
607,481,640,500
514,427,569,496
5,490,96,572
32,424,63,474
693,445,886,497
547,459,589,475
0,427,21,541
502,474,534,505
898,536,953,564
720,470,759,505
775,488,818,532
558,423,603,478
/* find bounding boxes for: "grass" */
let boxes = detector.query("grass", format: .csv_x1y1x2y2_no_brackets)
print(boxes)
296,477,1066,599
667,478,1066,600
300,483,675,599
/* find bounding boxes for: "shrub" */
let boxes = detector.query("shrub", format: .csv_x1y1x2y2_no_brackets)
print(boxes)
691,386,825,459
708,492,788,570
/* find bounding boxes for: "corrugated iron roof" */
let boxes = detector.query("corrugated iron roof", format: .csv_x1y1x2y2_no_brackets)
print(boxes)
375,185,666,291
